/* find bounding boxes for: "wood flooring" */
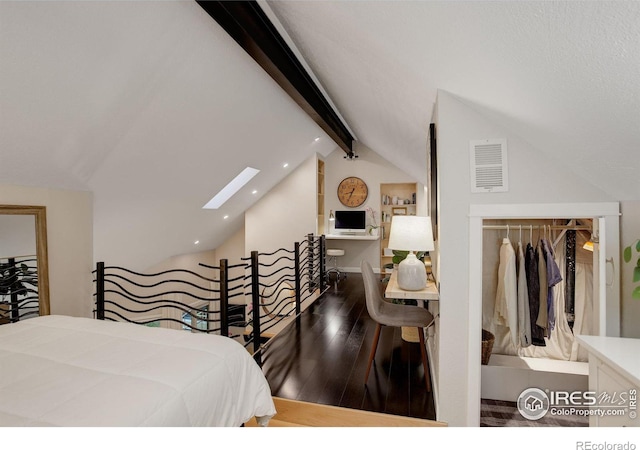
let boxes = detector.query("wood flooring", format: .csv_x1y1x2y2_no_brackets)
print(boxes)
259,272,437,422
245,397,446,427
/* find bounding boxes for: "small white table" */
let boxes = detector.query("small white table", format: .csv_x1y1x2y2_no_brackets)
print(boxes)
384,270,439,343
384,270,439,302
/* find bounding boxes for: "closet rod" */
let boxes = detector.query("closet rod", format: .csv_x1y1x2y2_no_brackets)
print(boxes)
482,225,591,231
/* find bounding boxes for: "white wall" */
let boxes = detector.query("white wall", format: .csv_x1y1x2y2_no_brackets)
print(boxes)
0,184,93,317
324,142,426,272
435,90,612,426
215,225,245,263
245,154,317,254
147,249,217,277
621,201,640,338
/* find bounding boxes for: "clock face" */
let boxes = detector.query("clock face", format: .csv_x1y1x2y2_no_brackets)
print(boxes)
337,177,368,207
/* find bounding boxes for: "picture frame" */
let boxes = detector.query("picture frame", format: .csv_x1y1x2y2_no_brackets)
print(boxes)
392,207,407,215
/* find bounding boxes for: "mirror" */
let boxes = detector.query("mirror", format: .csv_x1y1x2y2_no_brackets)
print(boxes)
0,205,50,323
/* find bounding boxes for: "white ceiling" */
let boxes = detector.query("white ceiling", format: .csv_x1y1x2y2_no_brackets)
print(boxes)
1,1,639,269
268,0,640,199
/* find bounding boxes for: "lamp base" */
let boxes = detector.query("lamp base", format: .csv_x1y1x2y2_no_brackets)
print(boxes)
397,253,427,291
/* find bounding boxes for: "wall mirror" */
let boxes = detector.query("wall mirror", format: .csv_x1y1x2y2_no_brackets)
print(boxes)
0,205,50,323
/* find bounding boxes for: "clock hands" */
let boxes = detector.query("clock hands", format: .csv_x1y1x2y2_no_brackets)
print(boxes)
338,177,367,207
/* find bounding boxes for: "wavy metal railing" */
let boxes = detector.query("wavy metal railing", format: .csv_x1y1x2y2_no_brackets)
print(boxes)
94,234,327,364
0,256,39,323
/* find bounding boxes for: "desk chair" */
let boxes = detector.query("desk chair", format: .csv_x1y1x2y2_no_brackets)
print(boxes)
326,248,345,283
361,260,433,391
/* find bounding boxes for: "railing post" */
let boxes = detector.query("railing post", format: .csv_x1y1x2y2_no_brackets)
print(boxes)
250,251,261,365
319,235,326,292
219,259,229,337
294,242,301,316
8,258,19,322
307,233,315,292
96,262,105,320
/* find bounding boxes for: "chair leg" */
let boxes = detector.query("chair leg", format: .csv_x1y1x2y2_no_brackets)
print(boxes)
364,323,382,384
418,327,432,392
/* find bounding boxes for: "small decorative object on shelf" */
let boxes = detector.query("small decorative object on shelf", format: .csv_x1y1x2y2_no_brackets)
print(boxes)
365,206,379,235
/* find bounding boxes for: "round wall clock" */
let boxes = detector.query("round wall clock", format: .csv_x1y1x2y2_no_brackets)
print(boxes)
337,176,368,207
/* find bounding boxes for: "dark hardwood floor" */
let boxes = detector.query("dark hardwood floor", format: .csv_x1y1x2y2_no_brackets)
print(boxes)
260,272,436,421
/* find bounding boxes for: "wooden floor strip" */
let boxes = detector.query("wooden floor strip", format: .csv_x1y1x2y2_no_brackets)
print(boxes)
245,397,447,427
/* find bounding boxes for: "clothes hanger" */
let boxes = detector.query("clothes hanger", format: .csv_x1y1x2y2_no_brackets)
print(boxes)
519,225,522,244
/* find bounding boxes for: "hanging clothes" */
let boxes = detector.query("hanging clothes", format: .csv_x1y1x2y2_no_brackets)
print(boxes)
536,241,549,337
525,242,546,346
494,238,518,347
521,232,575,361
517,241,532,348
565,230,576,325
542,237,563,332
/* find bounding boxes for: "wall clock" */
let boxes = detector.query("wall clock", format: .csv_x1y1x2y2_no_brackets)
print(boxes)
337,176,368,207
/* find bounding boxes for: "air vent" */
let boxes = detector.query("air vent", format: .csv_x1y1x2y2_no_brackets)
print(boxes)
470,138,508,193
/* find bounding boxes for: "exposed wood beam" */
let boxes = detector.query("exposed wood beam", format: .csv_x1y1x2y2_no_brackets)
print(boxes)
197,0,353,154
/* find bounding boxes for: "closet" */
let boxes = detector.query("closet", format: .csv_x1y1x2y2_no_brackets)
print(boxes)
467,202,621,408
481,219,594,400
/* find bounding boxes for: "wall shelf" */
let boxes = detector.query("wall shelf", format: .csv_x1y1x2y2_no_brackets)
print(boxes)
379,182,418,272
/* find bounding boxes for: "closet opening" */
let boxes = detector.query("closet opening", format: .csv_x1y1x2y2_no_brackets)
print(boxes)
466,202,620,426
480,218,594,403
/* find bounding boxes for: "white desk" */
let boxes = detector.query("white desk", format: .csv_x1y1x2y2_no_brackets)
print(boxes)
384,270,439,343
325,233,379,241
384,270,439,301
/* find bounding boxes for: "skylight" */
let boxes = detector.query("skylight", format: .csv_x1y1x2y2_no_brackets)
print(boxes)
202,167,260,209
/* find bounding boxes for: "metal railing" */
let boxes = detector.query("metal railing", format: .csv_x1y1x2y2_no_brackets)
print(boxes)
94,234,326,364
0,256,39,323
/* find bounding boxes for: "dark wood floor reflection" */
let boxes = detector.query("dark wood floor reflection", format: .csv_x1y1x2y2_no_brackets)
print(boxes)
260,273,436,421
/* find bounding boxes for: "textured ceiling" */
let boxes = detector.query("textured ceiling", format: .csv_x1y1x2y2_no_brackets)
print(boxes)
1,1,639,269
268,0,640,199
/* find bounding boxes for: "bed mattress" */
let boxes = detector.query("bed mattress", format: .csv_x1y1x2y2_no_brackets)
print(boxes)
0,315,276,426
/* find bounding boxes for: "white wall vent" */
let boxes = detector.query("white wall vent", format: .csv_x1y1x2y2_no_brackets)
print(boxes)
470,138,508,193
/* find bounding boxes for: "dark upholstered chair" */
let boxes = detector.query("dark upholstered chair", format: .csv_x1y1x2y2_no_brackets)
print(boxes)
361,260,434,391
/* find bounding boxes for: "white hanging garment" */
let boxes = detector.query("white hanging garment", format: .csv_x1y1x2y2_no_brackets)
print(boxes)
494,238,518,347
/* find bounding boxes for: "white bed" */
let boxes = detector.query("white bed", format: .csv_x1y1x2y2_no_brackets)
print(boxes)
0,315,276,426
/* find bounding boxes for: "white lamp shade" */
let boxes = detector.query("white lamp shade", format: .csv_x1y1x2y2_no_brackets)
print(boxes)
388,216,434,291
387,216,435,252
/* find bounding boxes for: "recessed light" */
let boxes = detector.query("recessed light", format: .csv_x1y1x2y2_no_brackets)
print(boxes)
203,167,260,209
314,137,320,142
252,190,257,194
223,215,229,220
283,163,289,168
194,240,200,245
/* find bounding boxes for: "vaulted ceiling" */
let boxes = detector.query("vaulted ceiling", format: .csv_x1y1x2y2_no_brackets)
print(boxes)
1,1,638,269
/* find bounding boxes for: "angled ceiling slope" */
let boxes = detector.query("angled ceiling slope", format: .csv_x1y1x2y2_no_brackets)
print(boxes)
196,0,355,156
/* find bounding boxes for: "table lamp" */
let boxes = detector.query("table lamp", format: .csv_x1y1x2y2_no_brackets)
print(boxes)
387,215,435,290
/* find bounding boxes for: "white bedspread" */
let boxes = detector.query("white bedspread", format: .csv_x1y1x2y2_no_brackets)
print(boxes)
0,315,276,426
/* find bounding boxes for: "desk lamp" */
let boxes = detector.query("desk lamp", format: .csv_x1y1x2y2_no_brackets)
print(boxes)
387,215,435,290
